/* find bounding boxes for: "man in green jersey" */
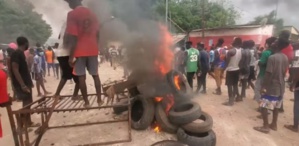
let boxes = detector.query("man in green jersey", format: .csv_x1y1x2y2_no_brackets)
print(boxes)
185,41,200,89
254,37,276,102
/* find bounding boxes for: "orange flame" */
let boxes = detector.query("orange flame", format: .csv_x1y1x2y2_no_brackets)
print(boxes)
165,94,175,115
174,75,180,90
155,97,163,102
155,25,174,75
154,125,161,133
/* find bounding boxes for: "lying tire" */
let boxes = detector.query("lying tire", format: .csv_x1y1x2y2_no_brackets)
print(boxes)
169,102,202,125
177,128,216,146
151,140,187,146
182,111,213,133
113,98,135,115
155,103,178,134
131,95,155,130
167,70,192,94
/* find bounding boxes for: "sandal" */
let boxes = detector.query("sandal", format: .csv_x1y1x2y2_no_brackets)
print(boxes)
253,127,270,134
284,125,298,133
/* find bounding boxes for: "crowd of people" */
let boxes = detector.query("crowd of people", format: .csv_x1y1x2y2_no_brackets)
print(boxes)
174,30,299,133
0,0,298,141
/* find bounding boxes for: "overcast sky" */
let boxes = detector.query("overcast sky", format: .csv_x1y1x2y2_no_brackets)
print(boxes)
30,0,299,38
233,0,299,28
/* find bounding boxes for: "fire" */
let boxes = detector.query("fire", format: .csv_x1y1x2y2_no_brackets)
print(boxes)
174,75,180,90
153,125,161,133
165,94,175,115
155,25,174,75
155,97,163,102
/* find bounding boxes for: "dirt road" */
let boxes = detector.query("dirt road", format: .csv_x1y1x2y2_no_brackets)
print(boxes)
0,63,298,146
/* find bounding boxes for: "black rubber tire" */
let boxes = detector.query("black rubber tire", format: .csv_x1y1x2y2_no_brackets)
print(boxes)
113,98,134,115
155,103,178,134
131,95,155,130
151,140,187,146
177,128,216,146
167,70,192,94
169,102,202,125
182,111,213,133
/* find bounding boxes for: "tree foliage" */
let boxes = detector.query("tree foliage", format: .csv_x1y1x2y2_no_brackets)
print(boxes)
153,0,239,32
248,10,283,36
0,0,52,45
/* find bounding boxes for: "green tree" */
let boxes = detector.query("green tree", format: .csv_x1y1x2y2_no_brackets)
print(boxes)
153,0,239,32
0,0,52,45
248,10,283,36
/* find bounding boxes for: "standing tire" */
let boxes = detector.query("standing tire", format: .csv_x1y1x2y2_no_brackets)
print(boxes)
151,140,187,146
169,102,202,125
177,128,216,146
182,111,213,133
167,70,192,94
113,98,135,115
131,95,155,130
155,103,178,134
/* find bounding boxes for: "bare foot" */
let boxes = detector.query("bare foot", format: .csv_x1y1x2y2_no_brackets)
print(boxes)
84,103,91,108
269,124,277,131
97,100,104,106
37,93,42,97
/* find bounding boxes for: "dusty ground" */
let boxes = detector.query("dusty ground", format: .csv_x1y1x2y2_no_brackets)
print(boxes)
0,62,298,146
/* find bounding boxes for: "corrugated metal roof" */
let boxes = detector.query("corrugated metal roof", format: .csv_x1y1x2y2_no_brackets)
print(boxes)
172,34,186,44
192,24,267,32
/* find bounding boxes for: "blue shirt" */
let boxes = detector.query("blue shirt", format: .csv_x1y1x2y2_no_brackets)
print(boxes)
209,50,215,63
33,55,43,73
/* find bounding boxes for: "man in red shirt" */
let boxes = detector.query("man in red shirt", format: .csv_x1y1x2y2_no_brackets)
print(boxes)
64,0,102,107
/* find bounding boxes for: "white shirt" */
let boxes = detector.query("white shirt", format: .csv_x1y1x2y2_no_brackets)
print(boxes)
56,22,70,57
227,48,242,71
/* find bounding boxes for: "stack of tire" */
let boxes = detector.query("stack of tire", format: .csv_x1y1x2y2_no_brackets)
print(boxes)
164,70,216,146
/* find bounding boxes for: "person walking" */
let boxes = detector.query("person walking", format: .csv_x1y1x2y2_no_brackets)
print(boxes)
53,22,80,100
185,41,199,89
174,46,186,75
224,37,242,106
64,0,103,107
33,49,51,97
213,38,226,95
285,45,299,132
52,43,60,79
45,46,55,77
248,40,257,90
10,37,36,127
254,37,289,134
196,43,209,94
254,37,276,102
239,41,251,99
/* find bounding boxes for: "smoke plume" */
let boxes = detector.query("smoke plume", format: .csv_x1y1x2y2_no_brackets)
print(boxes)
86,0,169,78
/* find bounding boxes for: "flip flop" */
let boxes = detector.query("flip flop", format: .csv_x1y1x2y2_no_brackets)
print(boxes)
253,127,270,134
284,125,299,133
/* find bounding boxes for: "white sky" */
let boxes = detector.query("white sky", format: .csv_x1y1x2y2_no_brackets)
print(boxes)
30,0,299,38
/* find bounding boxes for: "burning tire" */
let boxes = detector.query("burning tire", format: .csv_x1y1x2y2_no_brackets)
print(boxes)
167,70,191,94
113,98,135,115
169,102,201,125
155,103,178,134
151,140,187,146
182,111,213,133
177,128,216,146
131,95,155,130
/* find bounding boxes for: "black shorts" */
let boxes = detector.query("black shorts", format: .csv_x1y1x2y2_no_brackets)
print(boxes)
226,70,239,86
57,56,78,83
15,87,33,106
248,66,256,81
